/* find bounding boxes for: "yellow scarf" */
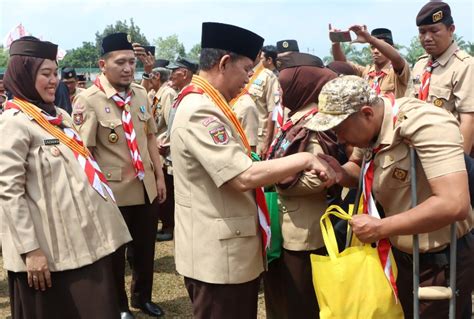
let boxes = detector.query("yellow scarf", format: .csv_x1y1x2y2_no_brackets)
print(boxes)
191,75,251,154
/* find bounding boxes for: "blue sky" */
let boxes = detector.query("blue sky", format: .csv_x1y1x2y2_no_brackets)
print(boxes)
1,0,472,59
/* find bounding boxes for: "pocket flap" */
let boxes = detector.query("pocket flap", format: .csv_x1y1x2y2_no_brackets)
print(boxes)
429,85,451,100
380,146,409,168
99,119,122,129
216,216,257,240
137,112,152,121
101,166,122,181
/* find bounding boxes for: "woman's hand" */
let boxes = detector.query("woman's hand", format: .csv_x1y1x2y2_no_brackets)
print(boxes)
25,248,52,291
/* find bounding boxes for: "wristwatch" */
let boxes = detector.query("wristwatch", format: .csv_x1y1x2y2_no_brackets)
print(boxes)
142,72,150,80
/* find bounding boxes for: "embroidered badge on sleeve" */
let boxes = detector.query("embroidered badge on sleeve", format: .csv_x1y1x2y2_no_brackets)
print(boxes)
209,125,229,145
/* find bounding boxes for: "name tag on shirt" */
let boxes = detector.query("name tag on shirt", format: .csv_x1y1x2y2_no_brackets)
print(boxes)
43,138,60,146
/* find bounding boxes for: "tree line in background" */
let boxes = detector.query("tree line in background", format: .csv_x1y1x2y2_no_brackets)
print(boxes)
0,18,473,69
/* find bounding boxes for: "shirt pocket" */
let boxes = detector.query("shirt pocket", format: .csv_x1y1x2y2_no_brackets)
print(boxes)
216,216,257,240
99,119,124,145
379,146,411,189
429,85,454,111
101,166,122,182
248,83,264,99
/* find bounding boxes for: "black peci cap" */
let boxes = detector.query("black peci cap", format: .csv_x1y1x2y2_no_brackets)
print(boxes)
276,39,299,54
416,1,453,26
371,28,394,45
167,57,199,73
201,22,264,61
101,32,134,55
276,52,324,71
77,74,87,82
61,67,77,80
9,36,58,60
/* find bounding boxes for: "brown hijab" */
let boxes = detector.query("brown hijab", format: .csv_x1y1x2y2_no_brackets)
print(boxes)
279,64,337,113
3,37,57,114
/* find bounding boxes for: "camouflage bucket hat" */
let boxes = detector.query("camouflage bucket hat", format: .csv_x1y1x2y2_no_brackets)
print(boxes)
305,75,378,132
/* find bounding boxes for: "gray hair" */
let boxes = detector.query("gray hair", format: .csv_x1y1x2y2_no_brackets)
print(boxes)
151,67,170,82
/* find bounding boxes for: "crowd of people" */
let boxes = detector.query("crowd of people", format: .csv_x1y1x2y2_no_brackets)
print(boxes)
0,1,473,319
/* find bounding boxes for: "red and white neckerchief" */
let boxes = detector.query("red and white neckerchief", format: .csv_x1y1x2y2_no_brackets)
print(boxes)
367,70,387,95
272,103,284,129
418,59,440,101
4,101,114,201
63,127,115,201
361,95,399,298
94,77,145,180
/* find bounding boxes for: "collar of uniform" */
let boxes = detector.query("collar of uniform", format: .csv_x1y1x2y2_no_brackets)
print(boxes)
372,97,394,149
434,41,459,67
289,102,318,123
99,73,134,99
368,62,392,75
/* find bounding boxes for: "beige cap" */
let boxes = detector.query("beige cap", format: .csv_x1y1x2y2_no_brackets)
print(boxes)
305,75,378,132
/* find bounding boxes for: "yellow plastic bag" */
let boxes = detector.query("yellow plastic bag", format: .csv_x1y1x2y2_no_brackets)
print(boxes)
311,205,404,319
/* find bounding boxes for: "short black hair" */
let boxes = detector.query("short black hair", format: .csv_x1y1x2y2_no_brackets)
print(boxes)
199,48,241,71
262,45,277,64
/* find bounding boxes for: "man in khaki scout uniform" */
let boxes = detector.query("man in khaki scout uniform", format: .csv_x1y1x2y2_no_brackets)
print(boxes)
148,59,177,241
61,67,85,102
305,75,474,319
410,1,474,154
72,33,166,319
248,54,280,159
331,25,410,98
170,22,334,319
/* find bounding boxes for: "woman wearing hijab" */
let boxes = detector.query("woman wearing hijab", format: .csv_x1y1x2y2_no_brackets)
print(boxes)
267,53,341,318
0,37,131,319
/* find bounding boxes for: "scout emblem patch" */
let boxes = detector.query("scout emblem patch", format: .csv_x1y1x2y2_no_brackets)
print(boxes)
73,113,83,125
392,167,408,181
140,105,146,113
282,41,289,48
433,98,444,107
108,129,119,143
209,125,229,145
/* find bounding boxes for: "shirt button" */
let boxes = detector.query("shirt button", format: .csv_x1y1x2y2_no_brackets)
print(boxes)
106,173,111,178
235,230,241,236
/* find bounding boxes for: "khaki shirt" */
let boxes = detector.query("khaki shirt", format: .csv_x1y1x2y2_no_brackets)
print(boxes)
0,107,131,272
276,103,328,251
247,66,280,151
150,84,177,136
354,97,472,253
170,91,264,284
351,60,410,98
73,74,158,207
233,94,259,147
409,42,474,119
71,87,85,102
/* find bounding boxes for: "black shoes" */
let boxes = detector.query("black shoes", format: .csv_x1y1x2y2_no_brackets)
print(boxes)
156,230,173,242
132,301,164,317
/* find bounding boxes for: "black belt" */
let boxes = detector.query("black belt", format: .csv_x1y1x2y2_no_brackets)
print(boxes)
394,232,473,267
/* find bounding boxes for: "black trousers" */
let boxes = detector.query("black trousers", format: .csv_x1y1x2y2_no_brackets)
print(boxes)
263,257,288,319
158,167,174,232
113,197,159,311
184,276,260,319
8,254,119,319
394,232,474,319
281,248,325,319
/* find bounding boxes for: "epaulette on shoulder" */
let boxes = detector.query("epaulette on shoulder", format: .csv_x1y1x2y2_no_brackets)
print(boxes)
454,50,471,62
417,54,429,61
